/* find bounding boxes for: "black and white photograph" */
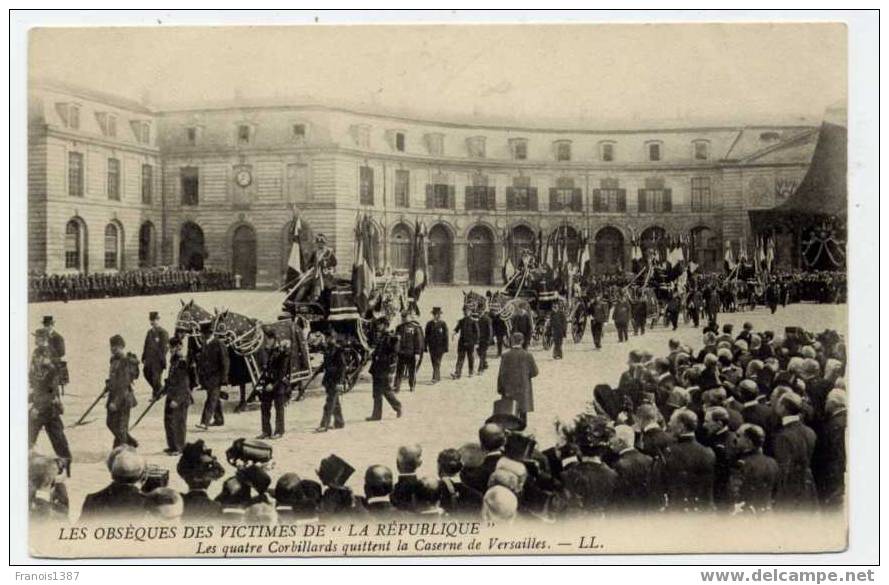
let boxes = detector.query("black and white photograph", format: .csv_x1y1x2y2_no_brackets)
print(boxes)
10,11,879,565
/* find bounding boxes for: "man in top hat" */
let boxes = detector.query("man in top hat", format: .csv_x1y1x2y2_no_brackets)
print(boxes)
367,317,402,421
195,320,229,431
162,335,192,455
496,332,538,425
41,316,68,393
106,335,141,449
317,454,359,517
142,311,170,400
424,307,449,384
29,329,72,465
177,440,226,521
452,305,479,379
394,309,424,392
80,449,147,521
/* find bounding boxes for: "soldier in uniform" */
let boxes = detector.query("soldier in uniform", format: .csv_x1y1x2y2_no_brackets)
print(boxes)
588,293,609,350
106,335,141,449
476,307,493,373
663,409,716,513
491,307,509,357
548,301,567,360
317,331,346,432
728,423,779,514
772,391,819,511
452,305,479,379
162,336,192,455
195,320,229,431
256,332,291,439
394,310,424,392
41,316,68,394
367,318,402,421
142,311,170,399
309,233,338,290
612,292,631,343
631,291,648,336
29,330,72,465
424,307,449,384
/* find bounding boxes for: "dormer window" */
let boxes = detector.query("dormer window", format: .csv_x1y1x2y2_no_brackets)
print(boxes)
693,140,710,161
130,120,151,144
509,138,528,160
466,136,486,159
351,124,371,149
237,124,253,146
96,112,117,137
424,132,444,156
395,132,406,152
57,103,81,129
554,140,572,162
647,141,663,162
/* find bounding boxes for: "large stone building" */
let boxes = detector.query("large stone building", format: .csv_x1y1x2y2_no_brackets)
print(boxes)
29,79,819,287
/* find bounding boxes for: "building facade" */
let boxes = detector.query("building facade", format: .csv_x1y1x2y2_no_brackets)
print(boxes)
29,80,819,287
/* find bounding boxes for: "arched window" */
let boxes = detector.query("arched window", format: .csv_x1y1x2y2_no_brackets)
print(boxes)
389,223,413,271
104,222,122,270
65,218,86,271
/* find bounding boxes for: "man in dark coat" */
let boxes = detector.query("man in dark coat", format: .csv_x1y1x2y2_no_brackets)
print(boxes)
452,306,479,379
612,293,631,342
162,336,192,455
496,332,538,423
772,391,819,511
424,307,449,384
476,309,494,373
702,407,738,510
360,465,397,517
394,310,424,392
631,293,648,336
177,440,226,522
42,316,68,392
460,423,506,494
548,302,567,360
367,318,402,421
588,294,609,349
511,306,533,350
665,293,681,331
195,321,229,430
663,409,716,513
491,309,509,357
729,423,779,514
29,330,72,463
141,311,170,399
106,335,140,449
813,389,846,508
80,449,146,521
391,444,423,512
610,425,659,512
437,448,482,516
636,403,674,461
317,333,346,432
737,379,778,452
560,416,618,516
257,333,291,439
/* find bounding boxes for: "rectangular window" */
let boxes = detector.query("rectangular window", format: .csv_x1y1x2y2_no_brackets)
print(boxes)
107,158,121,200
237,125,251,145
104,228,118,270
550,178,581,212
648,143,661,161
593,180,626,212
68,152,84,197
394,169,410,207
395,132,405,152
64,223,80,269
555,142,571,161
359,166,374,205
694,141,709,160
601,143,614,162
186,127,197,145
293,124,306,140
513,140,527,160
181,167,199,206
433,184,450,209
507,177,537,211
637,187,672,213
465,186,494,210
691,176,712,211
68,105,80,129
141,164,153,204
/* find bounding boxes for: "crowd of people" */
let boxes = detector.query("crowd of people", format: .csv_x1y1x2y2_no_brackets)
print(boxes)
28,268,236,303
29,314,846,524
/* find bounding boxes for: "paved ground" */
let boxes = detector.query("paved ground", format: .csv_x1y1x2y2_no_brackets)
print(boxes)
27,287,847,520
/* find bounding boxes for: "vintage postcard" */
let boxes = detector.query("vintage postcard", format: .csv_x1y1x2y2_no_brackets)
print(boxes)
20,19,856,560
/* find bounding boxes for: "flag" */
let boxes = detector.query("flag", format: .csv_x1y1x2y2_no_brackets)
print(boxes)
577,235,590,279
757,236,766,273
501,229,515,284
724,240,735,273
409,220,428,299
285,215,303,285
351,215,375,313
766,236,775,273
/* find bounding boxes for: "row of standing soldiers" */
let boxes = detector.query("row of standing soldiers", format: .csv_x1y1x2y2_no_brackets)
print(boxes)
29,268,236,303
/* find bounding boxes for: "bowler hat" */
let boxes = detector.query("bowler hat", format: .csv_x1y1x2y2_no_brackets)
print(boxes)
109,334,126,348
42,316,54,326
149,311,160,321
317,454,355,487
273,473,304,506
